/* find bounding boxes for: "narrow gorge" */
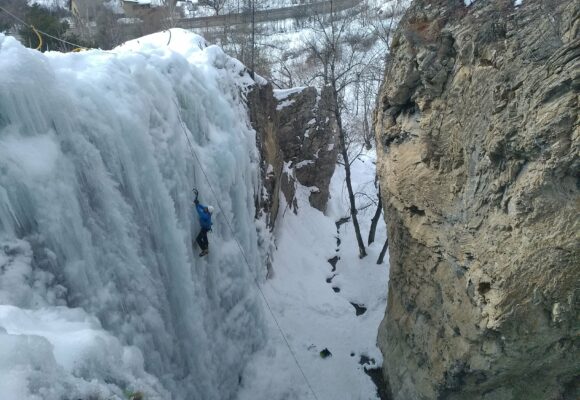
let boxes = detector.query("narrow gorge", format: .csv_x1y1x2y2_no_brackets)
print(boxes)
1,0,578,399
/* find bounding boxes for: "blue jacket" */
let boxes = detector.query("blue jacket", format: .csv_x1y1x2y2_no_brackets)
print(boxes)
196,203,212,230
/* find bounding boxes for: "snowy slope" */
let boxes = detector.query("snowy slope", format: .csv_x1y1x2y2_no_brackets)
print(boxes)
0,29,267,400
238,150,389,400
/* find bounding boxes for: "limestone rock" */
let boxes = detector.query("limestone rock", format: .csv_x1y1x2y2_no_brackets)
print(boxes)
374,0,579,399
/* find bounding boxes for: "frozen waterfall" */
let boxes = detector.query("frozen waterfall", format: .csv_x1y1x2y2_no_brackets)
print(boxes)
0,29,267,400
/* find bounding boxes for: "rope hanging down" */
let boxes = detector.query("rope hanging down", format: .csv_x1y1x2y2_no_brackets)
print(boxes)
31,25,42,50
173,99,320,400
0,5,88,52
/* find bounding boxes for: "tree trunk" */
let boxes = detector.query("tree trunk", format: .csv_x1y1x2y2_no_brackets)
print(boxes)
367,186,382,245
334,87,366,258
377,238,388,264
249,0,255,78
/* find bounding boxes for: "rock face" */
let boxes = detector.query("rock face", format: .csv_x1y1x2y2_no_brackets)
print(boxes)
275,86,340,213
249,84,339,227
247,82,283,228
373,0,579,399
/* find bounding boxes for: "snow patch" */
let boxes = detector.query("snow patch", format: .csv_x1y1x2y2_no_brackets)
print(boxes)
273,86,306,101
295,160,314,169
276,99,296,110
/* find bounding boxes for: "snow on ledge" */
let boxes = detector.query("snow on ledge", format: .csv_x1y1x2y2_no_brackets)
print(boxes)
276,98,295,110
295,160,314,169
273,86,307,101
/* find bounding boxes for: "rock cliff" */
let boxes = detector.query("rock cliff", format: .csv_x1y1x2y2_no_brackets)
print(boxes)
247,82,283,228
249,84,339,227
373,0,579,399
274,86,340,213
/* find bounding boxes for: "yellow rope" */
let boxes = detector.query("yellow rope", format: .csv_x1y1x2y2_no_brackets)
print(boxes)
0,5,90,52
31,25,42,51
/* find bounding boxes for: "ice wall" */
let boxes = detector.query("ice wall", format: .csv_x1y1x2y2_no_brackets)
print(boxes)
0,29,265,400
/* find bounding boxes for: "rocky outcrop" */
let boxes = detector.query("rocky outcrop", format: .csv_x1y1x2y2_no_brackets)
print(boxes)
249,83,339,227
275,86,340,213
247,83,283,228
374,0,579,399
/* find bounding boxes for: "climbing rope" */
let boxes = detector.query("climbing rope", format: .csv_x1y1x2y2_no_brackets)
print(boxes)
0,5,89,52
173,99,321,400
31,25,42,50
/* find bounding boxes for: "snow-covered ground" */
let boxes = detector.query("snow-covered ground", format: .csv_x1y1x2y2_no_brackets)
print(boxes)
238,150,389,400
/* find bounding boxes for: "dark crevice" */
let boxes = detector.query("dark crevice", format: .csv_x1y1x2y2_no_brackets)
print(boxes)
360,355,392,399
327,256,340,272
359,354,375,365
383,129,412,148
364,367,393,400
335,216,350,228
350,302,367,316
405,205,426,216
319,348,332,358
478,282,491,295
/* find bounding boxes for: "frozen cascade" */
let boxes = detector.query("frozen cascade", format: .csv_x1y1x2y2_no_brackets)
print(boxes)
0,30,267,400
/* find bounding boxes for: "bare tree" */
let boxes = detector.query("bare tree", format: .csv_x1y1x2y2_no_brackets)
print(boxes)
249,0,256,77
377,238,388,264
94,4,124,49
305,2,378,258
0,0,28,32
367,183,382,245
213,0,273,79
370,0,405,52
272,56,295,88
198,0,228,16
297,0,407,258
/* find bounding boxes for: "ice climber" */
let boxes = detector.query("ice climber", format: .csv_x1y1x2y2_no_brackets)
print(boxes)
193,189,214,257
